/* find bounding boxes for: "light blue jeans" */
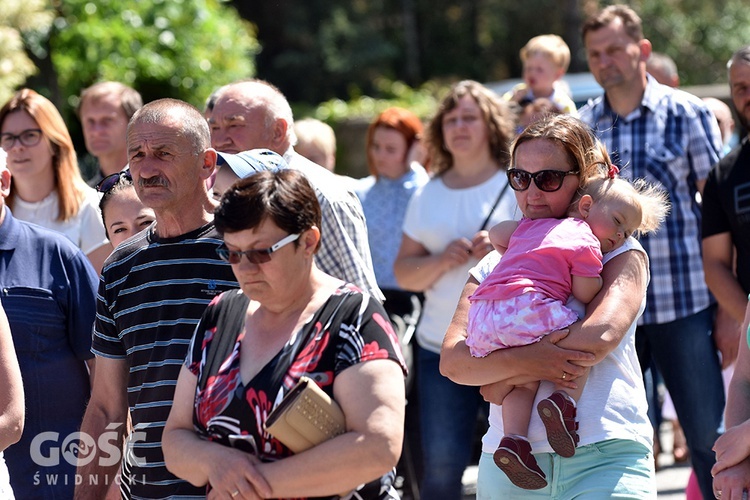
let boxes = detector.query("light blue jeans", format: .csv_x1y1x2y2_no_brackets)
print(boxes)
476,439,655,499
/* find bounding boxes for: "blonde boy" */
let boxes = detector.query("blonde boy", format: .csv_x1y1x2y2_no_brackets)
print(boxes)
504,34,578,116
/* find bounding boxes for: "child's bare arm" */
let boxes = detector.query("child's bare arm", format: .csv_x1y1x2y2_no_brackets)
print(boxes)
571,274,603,304
488,220,520,255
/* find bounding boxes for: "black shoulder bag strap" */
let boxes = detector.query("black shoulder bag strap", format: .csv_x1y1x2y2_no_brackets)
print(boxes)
198,292,251,391
478,177,511,233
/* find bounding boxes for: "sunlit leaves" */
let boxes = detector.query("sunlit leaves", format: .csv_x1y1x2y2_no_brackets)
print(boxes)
50,0,259,114
0,0,53,103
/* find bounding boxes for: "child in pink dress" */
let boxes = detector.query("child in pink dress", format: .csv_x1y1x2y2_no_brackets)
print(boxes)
467,167,669,489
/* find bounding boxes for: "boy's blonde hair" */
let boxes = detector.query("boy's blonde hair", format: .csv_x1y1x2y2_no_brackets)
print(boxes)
578,173,671,238
520,34,571,73
294,118,336,156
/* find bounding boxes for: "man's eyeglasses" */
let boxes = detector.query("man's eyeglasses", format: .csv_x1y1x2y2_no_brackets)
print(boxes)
96,170,133,194
216,233,301,265
0,129,43,151
507,168,580,193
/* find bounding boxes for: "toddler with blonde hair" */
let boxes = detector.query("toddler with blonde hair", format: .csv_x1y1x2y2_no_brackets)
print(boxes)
505,34,578,116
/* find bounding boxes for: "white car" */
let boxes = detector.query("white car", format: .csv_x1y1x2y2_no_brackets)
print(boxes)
484,72,603,109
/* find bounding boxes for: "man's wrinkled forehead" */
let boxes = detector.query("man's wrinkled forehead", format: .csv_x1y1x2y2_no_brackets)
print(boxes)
208,111,248,127
211,85,266,117
82,92,124,113
127,120,184,151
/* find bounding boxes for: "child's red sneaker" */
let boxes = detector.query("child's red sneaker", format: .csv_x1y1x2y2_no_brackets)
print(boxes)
493,435,547,490
537,390,580,458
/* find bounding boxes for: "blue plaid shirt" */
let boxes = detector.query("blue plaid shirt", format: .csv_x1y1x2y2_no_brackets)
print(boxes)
579,77,722,324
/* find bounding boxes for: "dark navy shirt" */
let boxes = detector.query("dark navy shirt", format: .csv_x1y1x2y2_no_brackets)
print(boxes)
0,207,98,499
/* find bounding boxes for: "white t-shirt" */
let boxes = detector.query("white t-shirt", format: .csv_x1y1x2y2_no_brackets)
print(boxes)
402,170,517,353
0,452,14,499
13,187,108,255
471,237,653,453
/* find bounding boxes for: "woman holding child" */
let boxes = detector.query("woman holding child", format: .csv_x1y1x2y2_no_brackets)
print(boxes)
440,114,660,497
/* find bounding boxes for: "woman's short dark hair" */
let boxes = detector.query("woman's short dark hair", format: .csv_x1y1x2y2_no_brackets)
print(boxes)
214,169,322,250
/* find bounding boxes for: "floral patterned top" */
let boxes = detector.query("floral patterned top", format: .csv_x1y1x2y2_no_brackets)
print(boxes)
187,284,407,499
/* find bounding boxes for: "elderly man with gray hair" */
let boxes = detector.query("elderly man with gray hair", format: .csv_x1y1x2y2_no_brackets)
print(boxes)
209,79,383,301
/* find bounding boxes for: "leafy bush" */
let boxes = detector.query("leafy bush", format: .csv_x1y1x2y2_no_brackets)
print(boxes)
0,0,53,105
50,0,259,113
309,77,447,124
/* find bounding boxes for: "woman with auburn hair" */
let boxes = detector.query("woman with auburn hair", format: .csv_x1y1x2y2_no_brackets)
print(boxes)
355,107,430,495
0,89,110,273
356,106,430,340
393,81,518,499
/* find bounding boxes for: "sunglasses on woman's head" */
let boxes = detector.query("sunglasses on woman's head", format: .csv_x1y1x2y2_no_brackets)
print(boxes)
507,168,579,192
216,233,301,265
96,170,133,194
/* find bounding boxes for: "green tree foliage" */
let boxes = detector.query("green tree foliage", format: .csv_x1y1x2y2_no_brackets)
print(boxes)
233,1,407,105
0,0,53,105
235,0,581,106
50,0,259,114
311,77,443,122
240,0,749,112
638,0,750,86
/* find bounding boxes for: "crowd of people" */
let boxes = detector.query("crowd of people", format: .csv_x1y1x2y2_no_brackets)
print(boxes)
0,3,747,500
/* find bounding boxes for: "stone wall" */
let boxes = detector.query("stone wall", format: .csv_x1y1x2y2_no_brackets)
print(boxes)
332,118,371,180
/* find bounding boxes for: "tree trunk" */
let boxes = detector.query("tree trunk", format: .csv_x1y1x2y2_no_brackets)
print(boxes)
402,0,421,85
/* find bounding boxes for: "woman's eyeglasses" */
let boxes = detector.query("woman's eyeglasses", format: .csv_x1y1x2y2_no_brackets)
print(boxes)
0,129,43,151
507,168,579,192
216,233,301,265
96,170,133,194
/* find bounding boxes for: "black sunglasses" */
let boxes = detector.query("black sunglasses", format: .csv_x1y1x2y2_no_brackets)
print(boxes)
507,168,579,192
96,170,133,194
216,233,300,265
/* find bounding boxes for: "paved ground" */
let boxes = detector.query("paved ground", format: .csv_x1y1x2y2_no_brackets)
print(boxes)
652,421,692,500
459,421,693,499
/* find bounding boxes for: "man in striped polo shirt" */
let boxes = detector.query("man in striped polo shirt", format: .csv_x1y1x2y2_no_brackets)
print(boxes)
76,99,242,499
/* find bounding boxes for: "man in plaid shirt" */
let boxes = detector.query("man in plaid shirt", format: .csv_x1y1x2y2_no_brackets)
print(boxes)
578,5,724,499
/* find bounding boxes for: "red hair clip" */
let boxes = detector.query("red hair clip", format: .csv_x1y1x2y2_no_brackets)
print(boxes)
607,164,620,179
